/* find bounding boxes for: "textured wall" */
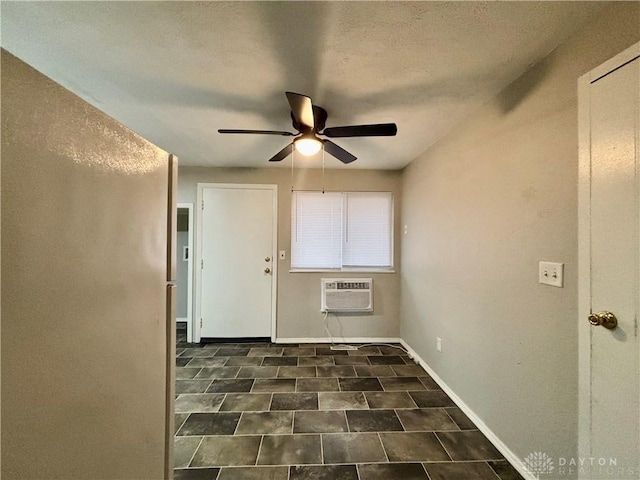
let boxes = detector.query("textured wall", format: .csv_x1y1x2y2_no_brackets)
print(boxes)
400,2,640,470
178,166,402,340
1,50,170,479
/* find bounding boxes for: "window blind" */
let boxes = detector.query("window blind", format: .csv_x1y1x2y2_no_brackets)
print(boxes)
291,192,342,269
291,191,393,270
342,192,393,267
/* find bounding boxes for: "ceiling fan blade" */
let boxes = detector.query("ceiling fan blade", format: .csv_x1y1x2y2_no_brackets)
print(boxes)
268,143,294,162
286,92,314,131
322,140,357,164
322,123,397,138
218,129,295,136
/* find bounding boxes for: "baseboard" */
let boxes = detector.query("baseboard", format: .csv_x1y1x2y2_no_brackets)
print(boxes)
275,337,403,345
400,340,535,480
201,337,271,344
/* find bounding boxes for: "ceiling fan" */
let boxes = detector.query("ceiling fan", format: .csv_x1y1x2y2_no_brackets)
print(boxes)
218,92,397,164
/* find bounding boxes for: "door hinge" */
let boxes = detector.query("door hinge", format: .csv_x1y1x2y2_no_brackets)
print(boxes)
201,259,204,269
200,318,203,328
201,199,204,210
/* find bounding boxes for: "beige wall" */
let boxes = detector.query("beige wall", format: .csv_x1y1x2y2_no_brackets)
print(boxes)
178,166,402,340
400,2,640,468
1,50,171,479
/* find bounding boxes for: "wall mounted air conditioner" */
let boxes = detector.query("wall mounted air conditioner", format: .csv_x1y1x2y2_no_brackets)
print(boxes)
321,278,373,313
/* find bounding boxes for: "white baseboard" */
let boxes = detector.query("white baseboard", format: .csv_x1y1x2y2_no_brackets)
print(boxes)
400,340,535,480
275,337,403,345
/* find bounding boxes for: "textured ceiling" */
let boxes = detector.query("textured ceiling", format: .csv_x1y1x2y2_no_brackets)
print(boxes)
1,2,605,170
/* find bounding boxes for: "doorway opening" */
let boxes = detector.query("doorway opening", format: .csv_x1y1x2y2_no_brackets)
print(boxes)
177,203,194,343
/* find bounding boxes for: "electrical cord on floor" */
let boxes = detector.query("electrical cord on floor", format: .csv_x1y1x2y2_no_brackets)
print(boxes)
356,343,409,355
322,311,410,357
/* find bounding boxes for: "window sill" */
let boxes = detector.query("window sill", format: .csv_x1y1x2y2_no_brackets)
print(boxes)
289,268,396,274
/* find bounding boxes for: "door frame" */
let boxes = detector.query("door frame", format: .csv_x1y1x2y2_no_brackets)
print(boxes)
177,203,195,342
194,183,278,343
577,41,640,461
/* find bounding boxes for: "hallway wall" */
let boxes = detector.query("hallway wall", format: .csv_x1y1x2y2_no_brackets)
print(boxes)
400,2,640,469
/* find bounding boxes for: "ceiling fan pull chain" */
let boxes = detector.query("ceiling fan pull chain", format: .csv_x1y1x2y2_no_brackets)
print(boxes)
291,148,295,193
322,145,325,194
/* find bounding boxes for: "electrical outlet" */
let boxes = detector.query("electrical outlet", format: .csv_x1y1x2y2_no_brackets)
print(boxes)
403,224,408,235
539,261,563,287
436,337,442,352
279,250,286,260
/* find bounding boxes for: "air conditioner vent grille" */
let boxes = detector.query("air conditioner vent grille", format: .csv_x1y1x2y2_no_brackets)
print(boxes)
321,278,373,313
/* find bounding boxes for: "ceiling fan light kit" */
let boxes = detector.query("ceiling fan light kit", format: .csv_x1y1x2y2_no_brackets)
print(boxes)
218,91,397,165
294,135,322,156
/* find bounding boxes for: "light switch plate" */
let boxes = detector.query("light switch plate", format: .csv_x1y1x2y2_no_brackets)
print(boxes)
539,261,563,287
279,250,286,260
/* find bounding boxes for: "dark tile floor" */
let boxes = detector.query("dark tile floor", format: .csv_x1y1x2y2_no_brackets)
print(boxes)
174,325,523,480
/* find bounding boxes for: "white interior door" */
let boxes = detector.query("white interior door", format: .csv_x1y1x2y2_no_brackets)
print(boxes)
579,43,640,477
197,184,276,340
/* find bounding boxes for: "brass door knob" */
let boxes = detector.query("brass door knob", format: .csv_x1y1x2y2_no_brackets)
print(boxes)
265,256,271,262
264,267,271,274
588,311,618,329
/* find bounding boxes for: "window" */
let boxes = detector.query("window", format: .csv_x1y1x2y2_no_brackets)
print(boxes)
291,191,393,271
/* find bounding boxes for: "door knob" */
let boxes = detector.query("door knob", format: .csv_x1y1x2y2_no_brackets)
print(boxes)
265,256,271,262
588,311,618,329
264,267,271,274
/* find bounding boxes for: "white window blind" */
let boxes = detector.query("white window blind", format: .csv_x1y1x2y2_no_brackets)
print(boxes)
291,191,393,270
291,192,342,269
343,192,393,267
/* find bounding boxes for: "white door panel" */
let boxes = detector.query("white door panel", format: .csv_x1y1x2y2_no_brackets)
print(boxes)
590,56,639,470
579,44,640,478
199,185,276,339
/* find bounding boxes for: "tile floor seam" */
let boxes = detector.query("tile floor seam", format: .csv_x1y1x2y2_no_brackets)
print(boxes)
423,464,433,480
432,431,454,462
255,434,265,466
486,461,504,480
175,414,189,434
233,412,243,435
185,435,205,469
204,379,214,393
442,407,463,431
420,461,432,480
377,432,391,463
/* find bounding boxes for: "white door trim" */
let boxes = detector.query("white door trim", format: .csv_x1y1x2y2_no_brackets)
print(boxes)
195,183,278,343
177,203,194,342
577,41,640,461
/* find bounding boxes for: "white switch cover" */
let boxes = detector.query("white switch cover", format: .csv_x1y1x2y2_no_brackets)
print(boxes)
279,250,286,260
539,261,563,287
